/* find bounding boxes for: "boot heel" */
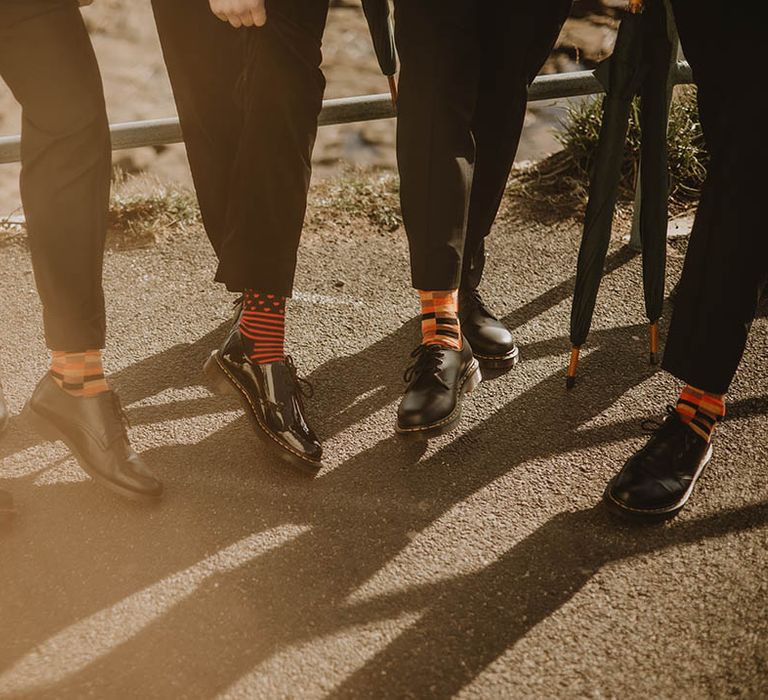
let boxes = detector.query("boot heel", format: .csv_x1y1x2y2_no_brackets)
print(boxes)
203,353,236,396
21,404,61,443
464,362,482,395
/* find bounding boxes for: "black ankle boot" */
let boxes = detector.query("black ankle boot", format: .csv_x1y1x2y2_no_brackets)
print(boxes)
459,289,518,370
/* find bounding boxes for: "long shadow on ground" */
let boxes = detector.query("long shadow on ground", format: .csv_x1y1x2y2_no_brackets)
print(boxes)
1,256,766,698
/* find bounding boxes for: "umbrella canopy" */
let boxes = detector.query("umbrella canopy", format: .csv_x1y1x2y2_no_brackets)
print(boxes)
567,0,674,387
361,0,398,104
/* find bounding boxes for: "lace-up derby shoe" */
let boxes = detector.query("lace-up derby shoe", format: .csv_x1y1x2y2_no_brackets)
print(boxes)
23,374,163,501
459,289,519,370
396,338,481,439
204,321,322,475
604,408,713,522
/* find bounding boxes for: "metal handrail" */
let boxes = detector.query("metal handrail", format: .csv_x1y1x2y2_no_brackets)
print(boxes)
0,62,692,166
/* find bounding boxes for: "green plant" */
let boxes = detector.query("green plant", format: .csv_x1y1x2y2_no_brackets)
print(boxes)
550,85,707,202
310,167,402,232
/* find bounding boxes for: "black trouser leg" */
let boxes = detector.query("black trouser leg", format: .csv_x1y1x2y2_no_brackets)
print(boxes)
461,1,571,291
395,0,570,291
662,3,767,394
0,0,110,350
151,0,329,296
394,0,480,291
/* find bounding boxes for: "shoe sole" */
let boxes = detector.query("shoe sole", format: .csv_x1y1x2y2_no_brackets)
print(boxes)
602,443,714,523
21,404,162,503
473,345,520,371
203,352,322,476
395,359,482,440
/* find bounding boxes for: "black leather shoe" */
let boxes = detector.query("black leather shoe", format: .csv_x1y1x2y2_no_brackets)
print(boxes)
203,322,322,475
604,407,713,522
396,339,481,439
0,379,9,435
459,289,519,370
0,488,14,525
23,375,163,502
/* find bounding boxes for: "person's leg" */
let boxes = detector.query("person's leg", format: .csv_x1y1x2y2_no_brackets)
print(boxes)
604,3,766,521
0,0,108,353
661,4,766,396
0,1,162,500
153,0,329,472
394,0,480,297
459,0,571,369
153,0,329,297
393,0,482,438
151,0,241,260
461,0,571,292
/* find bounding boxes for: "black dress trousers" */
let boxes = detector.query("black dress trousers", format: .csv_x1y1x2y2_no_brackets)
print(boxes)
394,0,571,291
0,0,110,350
151,0,329,297
662,2,767,394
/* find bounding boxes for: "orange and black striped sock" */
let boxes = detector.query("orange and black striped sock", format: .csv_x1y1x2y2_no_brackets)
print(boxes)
50,350,109,397
240,289,286,365
418,289,462,350
675,384,725,442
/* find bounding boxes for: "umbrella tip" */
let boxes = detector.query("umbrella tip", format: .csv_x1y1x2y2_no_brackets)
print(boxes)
648,321,659,366
566,346,580,390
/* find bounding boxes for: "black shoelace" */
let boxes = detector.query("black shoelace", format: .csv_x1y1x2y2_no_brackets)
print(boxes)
403,345,449,389
640,405,679,436
285,355,314,399
634,406,692,481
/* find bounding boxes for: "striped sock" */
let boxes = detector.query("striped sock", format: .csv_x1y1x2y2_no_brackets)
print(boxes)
240,289,286,365
418,289,462,350
675,384,725,442
50,350,109,397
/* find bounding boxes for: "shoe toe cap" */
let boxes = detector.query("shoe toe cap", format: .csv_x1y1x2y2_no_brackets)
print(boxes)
465,325,515,358
397,395,454,430
118,456,164,498
608,471,679,512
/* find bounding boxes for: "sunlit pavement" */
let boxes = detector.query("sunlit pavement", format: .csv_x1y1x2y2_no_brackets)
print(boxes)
1,196,766,699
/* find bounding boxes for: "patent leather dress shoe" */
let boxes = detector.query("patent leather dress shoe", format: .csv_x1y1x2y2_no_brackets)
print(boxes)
604,408,713,522
23,374,163,502
459,289,519,370
0,379,9,435
396,339,481,439
203,324,322,475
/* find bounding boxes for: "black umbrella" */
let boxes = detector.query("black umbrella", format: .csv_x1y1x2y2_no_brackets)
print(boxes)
567,0,674,388
636,0,674,364
361,0,398,106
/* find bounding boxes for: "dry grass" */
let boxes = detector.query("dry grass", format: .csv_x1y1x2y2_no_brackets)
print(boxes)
509,85,706,221
107,172,200,249
307,166,402,233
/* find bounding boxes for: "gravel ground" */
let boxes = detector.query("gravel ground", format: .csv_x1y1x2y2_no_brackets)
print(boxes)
0,187,766,699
